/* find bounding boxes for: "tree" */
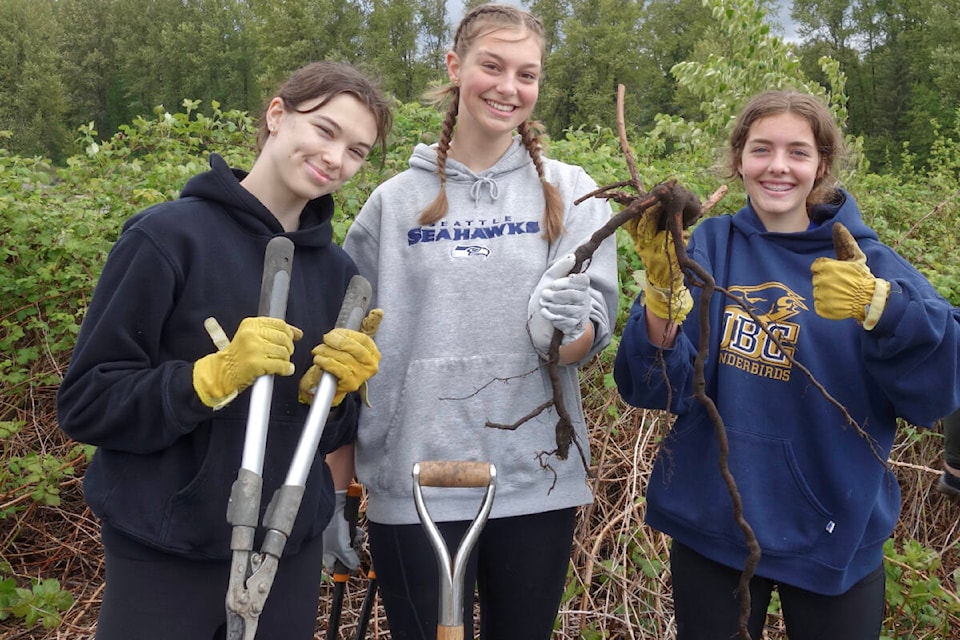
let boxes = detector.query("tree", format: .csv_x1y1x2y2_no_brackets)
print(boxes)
633,0,715,125
538,0,646,134
651,0,851,173
417,0,450,73
0,0,70,158
54,0,116,141
361,0,422,102
248,0,365,94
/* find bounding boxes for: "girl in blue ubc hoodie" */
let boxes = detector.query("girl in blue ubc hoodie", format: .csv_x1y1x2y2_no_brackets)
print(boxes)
614,90,960,639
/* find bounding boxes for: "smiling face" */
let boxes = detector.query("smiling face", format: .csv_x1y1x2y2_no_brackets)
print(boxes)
737,111,824,232
263,92,377,203
446,27,542,146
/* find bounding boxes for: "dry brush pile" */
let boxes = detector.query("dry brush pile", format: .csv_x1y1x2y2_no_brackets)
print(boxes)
2,351,959,639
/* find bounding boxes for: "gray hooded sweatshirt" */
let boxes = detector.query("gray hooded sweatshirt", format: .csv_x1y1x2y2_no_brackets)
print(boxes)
344,137,618,524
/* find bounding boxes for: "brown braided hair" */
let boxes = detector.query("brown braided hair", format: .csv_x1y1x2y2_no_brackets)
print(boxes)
418,4,564,242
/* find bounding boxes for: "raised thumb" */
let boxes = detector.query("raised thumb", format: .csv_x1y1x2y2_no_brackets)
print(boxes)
832,222,866,263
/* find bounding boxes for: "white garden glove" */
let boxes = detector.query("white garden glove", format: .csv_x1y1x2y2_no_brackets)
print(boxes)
322,490,360,571
527,253,592,357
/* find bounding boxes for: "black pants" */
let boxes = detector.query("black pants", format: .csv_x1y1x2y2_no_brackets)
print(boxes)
368,508,577,640
670,541,885,640
94,524,325,640
943,408,960,469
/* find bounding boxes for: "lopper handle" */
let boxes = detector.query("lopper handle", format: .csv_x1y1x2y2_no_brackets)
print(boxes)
334,274,373,331
256,236,295,318
239,236,295,475
283,275,372,488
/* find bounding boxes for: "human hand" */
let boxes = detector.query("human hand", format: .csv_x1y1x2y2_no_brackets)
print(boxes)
623,204,692,322
322,490,360,572
527,254,592,356
811,222,890,330
193,316,302,409
298,312,381,406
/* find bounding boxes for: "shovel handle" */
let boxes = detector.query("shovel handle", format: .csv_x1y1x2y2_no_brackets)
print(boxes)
436,625,464,640
414,461,493,488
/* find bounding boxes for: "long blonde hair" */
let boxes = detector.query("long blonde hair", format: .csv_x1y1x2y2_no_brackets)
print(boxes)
418,4,565,242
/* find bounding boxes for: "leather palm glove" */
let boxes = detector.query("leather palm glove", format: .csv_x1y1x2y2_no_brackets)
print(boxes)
193,316,303,409
811,222,890,330
322,490,360,572
623,204,693,323
298,312,381,406
527,253,592,357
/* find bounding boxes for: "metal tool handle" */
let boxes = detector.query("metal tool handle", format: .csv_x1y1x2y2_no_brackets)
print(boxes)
226,236,295,640
241,236,295,474
284,274,372,486
412,461,496,640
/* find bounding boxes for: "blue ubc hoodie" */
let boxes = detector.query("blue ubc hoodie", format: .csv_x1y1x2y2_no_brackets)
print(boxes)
614,190,960,595
57,154,360,560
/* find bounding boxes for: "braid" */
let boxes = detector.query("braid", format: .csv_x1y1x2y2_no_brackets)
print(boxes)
419,88,459,225
418,4,549,228
519,120,564,242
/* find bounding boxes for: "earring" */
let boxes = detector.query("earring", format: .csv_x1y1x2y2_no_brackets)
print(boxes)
451,78,459,86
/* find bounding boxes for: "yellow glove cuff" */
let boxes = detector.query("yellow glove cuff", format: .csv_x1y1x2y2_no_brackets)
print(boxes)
863,278,890,331
644,280,693,324
193,353,239,410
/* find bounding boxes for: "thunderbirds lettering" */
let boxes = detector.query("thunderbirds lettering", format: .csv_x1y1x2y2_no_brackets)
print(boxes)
719,282,807,382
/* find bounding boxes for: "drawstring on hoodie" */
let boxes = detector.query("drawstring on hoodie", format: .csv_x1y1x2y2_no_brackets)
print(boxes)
470,175,500,206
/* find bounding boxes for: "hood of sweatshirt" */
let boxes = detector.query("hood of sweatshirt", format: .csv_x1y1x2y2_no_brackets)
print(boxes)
407,137,533,207
178,153,336,249
730,188,879,255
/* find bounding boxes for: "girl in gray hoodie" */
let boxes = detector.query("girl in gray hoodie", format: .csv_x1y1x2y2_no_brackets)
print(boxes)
333,5,619,639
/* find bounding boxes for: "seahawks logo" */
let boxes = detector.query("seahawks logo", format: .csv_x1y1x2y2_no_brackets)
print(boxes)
452,245,490,258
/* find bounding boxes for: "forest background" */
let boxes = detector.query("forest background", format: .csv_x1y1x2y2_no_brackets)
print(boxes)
2,0,960,638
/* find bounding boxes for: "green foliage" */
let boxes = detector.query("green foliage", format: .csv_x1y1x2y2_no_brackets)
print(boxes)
0,577,74,629
3,47,960,632
652,0,850,162
883,538,960,640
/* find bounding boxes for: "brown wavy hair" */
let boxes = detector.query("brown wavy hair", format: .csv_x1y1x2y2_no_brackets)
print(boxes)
255,61,392,163
727,90,847,207
418,4,565,241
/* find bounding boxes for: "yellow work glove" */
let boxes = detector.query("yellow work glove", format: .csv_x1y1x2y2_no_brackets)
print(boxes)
298,309,382,406
623,203,693,323
811,222,890,330
193,316,303,409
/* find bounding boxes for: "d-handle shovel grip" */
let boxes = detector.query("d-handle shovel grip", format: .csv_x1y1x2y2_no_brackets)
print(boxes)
414,460,494,489
413,461,497,640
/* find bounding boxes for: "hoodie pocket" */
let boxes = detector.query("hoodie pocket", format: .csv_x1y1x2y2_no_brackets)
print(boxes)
375,353,567,495
160,420,244,556
656,424,834,555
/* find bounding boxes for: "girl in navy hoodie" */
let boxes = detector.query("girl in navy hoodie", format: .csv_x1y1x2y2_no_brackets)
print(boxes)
56,62,391,640
614,90,960,639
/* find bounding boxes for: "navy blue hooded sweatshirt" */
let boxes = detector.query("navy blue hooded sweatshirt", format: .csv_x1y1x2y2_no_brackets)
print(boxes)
56,154,360,559
615,190,960,595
